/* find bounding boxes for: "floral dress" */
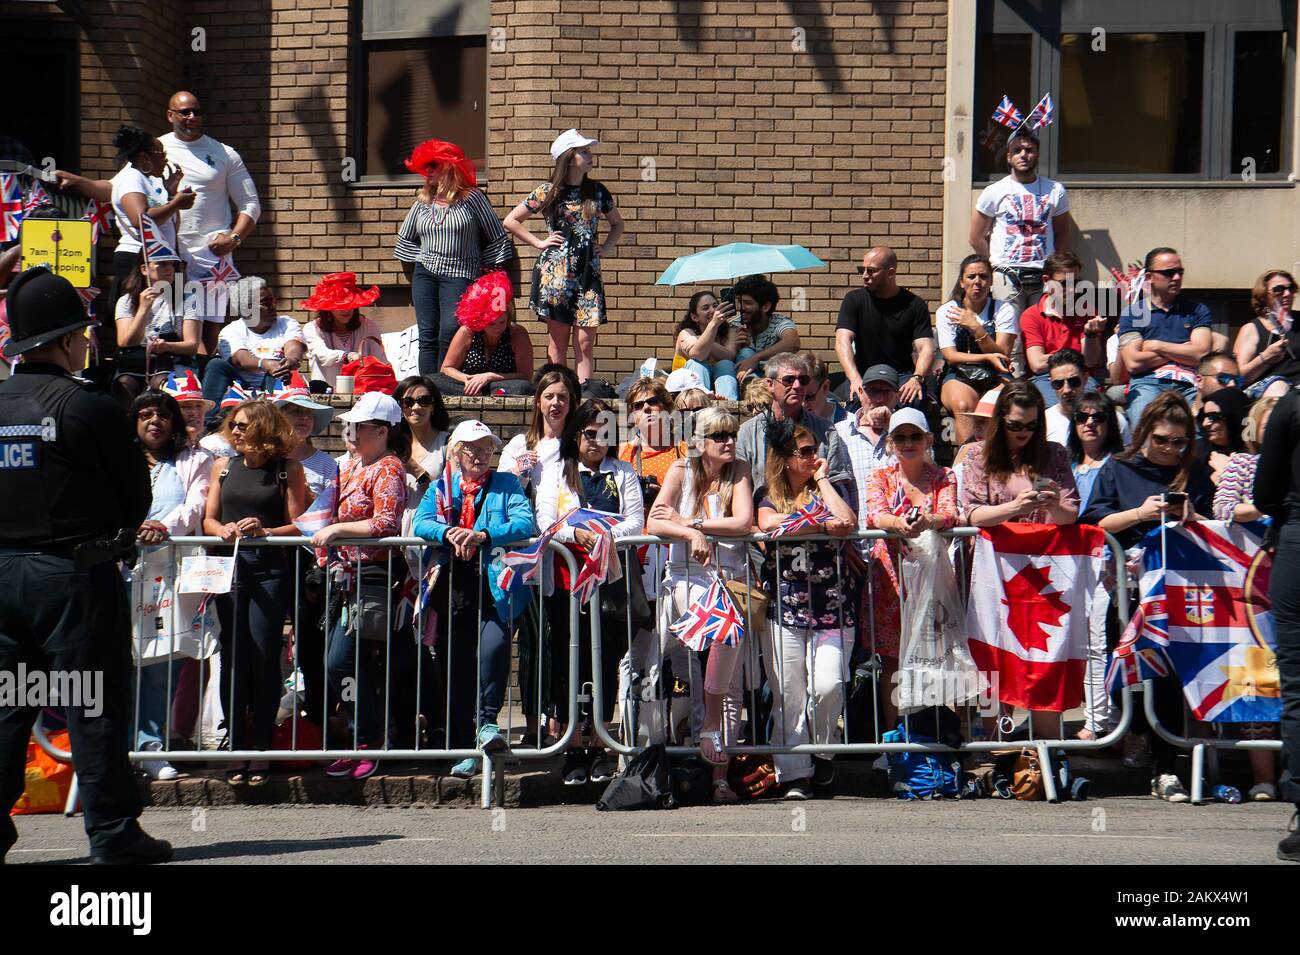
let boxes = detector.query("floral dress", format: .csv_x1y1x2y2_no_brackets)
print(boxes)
758,496,856,632
863,462,959,658
522,180,614,327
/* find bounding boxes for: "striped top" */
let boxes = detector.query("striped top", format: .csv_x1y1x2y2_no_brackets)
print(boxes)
393,189,513,280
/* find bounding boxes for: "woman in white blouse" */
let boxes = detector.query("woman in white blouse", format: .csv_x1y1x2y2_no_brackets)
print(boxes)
499,365,581,499
299,272,386,390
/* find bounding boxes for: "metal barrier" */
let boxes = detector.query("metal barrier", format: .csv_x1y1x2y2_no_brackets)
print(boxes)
587,528,1136,804
33,536,587,810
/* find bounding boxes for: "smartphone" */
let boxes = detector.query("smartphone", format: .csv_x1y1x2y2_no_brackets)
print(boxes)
719,287,734,305
905,506,921,524
1165,491,1187,510
1033,478,1053,492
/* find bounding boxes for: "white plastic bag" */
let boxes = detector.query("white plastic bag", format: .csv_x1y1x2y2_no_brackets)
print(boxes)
896,530,987,713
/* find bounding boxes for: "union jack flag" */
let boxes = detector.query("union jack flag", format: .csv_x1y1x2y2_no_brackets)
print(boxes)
139,213,179,263
1,174,22,242
83,198,113,245
992,94,1025,129
76,285,101,320
566,508,624,605
1026,92,1054,131
205,255,239,286
22,180,51,216
999,193,1052,265
771,496,833,537
670,577,744,651
408,553,442,646
220,382,255,408
1105,549,1171,690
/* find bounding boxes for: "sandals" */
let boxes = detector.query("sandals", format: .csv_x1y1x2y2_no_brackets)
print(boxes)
700,729,728,766
247,760,270,787
712,778,739,804
226,763,248,786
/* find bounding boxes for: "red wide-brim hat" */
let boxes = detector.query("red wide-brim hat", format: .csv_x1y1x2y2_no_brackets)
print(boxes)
300,272,381,312
457,271,513,332
403,139,477,187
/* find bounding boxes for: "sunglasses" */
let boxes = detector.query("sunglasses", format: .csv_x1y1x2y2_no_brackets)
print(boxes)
1003,419,1039,433
1150,434,1190,451
1072,411,1107,425
1199,411,1225,424
1050,376,1083,391
1213,373,1244,388
579,428,604,441
1269,284,1298,295
703,431,737,443
136,408,168,421
631,397,662,412
790,445,817,459
402,395,433,408
1149,267,1185,278
891,430,925,444
170,107,203,117
777,374,811,387
230,421,249,433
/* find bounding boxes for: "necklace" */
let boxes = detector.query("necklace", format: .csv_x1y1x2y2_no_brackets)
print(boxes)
431,200,450,226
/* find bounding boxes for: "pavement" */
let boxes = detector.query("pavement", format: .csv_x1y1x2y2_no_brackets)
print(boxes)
7,798,1294,865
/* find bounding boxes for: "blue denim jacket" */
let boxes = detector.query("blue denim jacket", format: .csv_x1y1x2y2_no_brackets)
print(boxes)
411,469,535,620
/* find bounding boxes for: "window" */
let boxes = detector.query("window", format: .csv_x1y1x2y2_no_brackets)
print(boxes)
973,0,1294,182
0,25,78,176
354,0,489,181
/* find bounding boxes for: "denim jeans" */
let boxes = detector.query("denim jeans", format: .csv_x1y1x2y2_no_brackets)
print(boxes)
684,358,740,401
412,263,472,376
326,615,387,747
201,357,277,423
214,549,289,751
135,659,183,750
444,594,512,749
1125,375,1197,430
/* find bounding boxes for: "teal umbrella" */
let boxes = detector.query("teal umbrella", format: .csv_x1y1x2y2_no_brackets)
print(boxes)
655,242,826,286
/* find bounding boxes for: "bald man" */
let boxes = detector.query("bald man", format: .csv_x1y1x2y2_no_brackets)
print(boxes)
159,91,262,352
834,246,935,407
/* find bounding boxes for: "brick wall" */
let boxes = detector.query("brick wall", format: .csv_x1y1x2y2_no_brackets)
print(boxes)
58,0,947,382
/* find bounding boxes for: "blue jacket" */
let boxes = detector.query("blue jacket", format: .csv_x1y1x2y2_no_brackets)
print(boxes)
411,469,536,620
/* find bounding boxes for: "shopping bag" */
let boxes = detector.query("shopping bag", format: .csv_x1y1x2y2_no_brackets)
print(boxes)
341,355,397,395
12,731,73,815
896,530,986,713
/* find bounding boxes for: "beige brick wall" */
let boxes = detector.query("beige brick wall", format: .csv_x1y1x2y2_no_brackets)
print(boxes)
60,0,947,381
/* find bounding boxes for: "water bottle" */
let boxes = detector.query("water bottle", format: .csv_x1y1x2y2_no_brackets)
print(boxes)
1213,784,1242,804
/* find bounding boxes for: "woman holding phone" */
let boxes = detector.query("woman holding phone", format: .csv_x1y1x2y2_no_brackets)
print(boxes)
1082,391,1215,802
1234,269,1300,394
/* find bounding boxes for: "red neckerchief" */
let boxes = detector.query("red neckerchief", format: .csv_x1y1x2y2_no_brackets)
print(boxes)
458,474,485,529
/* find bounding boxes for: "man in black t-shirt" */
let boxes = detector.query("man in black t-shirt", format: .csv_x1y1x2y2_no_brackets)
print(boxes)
834,246,934,407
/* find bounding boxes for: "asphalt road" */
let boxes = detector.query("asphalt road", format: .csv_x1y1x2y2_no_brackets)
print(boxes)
7,797,1295,865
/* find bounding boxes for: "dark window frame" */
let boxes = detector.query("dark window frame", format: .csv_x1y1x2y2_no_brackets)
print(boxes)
974,0,1295,185
347,0,490,189
0,18,80,178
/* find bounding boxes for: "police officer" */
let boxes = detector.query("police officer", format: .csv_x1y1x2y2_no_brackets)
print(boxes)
0,267,170,865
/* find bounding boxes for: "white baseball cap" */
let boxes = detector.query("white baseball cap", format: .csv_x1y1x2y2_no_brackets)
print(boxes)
888,407,931,434
449,418,502,449
550,128,598,161
337,391,402,425
665,367,707,394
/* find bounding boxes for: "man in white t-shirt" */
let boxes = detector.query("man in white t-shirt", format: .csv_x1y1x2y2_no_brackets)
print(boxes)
970,131,1074,308
158,90,261,352
1043,348,1131,447
200,276,304,422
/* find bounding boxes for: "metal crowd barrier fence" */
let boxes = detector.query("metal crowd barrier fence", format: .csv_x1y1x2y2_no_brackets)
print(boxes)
36,537,588,810
587,528,1136,804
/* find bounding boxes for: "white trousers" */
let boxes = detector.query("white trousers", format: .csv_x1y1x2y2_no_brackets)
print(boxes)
1083,580,1116,734
761,623,850,781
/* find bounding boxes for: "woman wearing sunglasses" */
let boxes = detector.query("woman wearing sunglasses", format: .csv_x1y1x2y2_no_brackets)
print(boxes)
1066,391,1126,742
646,407,754,800
755,420,857,800
1195,387,1250,485
960,381,1079,741
1234,269,1300,397
1083,391,1215,801
535,400,645,785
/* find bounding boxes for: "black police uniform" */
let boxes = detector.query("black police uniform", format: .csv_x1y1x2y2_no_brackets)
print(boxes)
0,268,154,863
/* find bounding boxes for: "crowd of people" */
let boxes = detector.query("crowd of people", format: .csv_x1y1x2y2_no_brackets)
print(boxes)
4,92,1297,812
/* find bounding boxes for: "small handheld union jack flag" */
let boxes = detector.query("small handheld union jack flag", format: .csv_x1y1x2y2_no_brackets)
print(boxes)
670,577,744,651
771,496,834,538
83,198,112,245
139,213,181,263
22,180,51,216
1,174,23,243
1026,92,1054,130
75,285,101,320
991,94,1025,129
220,382,255,409
205,256,240,286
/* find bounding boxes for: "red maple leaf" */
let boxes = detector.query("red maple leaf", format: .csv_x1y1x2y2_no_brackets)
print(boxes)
1001,562,1070,653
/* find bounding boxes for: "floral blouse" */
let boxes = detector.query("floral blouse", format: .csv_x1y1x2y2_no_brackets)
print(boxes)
335,452,406,565
865,462,959,530
958,440,1079,524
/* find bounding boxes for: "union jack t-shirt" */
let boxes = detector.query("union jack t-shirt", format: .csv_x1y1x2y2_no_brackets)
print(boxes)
975,175,1070,269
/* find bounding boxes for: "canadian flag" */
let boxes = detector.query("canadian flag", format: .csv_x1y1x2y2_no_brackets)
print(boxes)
965,523,1106,712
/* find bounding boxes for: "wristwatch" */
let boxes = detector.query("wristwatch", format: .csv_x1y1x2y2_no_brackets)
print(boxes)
691,518,704,531
230,233,243,245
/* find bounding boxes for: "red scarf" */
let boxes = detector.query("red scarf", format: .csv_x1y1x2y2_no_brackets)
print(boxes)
458,474,486,529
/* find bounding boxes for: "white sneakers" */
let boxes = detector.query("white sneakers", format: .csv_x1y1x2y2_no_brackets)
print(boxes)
141,741,179,782
1151,774,1190,803
1248,782,1278,802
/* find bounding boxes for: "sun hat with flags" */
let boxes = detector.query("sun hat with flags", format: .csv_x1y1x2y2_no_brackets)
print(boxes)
160,369,215,411
270,371,333,435
299,272,381,313
220,382,257,410
962,385,1004,420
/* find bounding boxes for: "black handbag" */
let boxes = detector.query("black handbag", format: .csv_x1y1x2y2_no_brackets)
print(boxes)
329,565,393,643
599,551,654,630
596,743,675,811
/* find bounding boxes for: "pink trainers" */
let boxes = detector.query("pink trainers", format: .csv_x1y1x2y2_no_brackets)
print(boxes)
324,758,354,778
352,754,378,780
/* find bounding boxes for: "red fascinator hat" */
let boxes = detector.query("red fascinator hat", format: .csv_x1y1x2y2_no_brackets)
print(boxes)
404,139,478,187
300,272,381,312
457,271,513,332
